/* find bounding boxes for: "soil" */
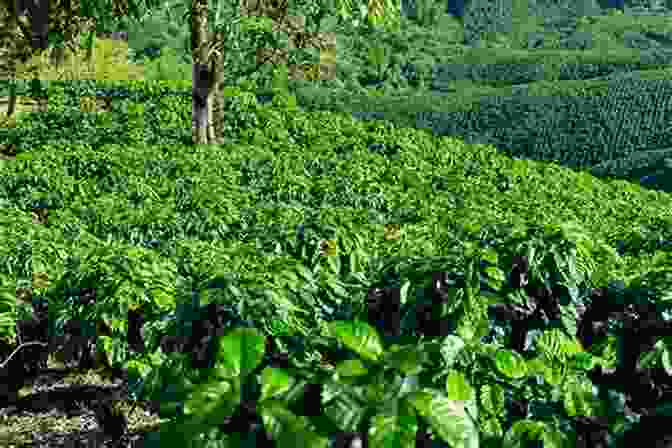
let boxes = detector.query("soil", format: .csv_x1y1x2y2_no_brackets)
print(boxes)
0,353,167,448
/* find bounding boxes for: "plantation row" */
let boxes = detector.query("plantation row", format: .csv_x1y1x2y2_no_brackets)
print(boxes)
1,1,672,445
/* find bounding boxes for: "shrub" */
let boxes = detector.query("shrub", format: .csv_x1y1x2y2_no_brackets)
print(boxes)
13,36,146,83
139,46,192,82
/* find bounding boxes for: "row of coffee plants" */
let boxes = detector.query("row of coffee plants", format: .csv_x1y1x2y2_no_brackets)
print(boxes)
2,202,672,446
1,68,672,448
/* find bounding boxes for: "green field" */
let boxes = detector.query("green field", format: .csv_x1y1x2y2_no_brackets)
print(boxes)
2,1,672,446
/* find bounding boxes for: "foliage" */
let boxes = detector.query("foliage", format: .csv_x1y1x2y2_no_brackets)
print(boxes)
140,45,193,82
2,2,672,446
12,36,146,83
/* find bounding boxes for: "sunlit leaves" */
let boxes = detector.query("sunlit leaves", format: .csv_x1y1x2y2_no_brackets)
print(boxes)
494,349,528,380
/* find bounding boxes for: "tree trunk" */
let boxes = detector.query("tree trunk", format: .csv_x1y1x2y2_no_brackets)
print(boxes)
0,2,19,117
25,0,51,112
0,0,40,117
26,0,49,54
6,82,17,117
207,28,226,144
207,74,216,142
49,45,65,65
191,0,211,146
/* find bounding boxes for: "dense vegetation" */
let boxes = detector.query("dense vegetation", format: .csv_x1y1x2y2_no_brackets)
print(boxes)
1,0,672,446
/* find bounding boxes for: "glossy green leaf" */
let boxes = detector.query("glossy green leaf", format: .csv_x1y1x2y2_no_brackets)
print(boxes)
638,339,665,369
213,327,266,379
319,14,341,32
260,367,295,402
368,412,417,448
570,352,595,371
504,420,569,448
445,370,475,402
326,320,384,363
405,388,480,448
334,358,369,377
363,371,390,402
664,347,672,376
183,378,239,422
148,287,175,309
494,350,528,379
399,280,412,305
479,383,505,416
259,401,330,448
414,390,479,448
124,359,153,382
480,416,504,440
484,265,506,289
382,344,429,376
563,376,601,418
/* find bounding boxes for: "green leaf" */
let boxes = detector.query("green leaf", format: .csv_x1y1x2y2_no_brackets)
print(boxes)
526,356,566,386
344,247,366,277
399,280,411,305
456,319,478,344
273,267,302,291
0,313,17,340
333,359,369,378
480,416,504,439
407,390,479,448
367,45,387,68
320,272,350,299
213,327,266,379
504,420,569,448
481,248,499,265
239,15,275,34
405,390,434,416
484,265,505,288
363,369,390,402
326,251,340,272
259,367,295,402
319,15,341,31
368,411,417,448
382,345,429,376
258,401,330,448
439,335,466,368
291,264,314,285
494,350,528,379
570,352,595,371
14,152,34,162
149,414,216,448
536,329,584,363
326,320,384,363
563,376,602,418
445,370,474,402
479,384,505,417
148,287,175,309
457,305,490,344
504,420,545,446
183,378,237,418
664,347,672,376
638,339,666,369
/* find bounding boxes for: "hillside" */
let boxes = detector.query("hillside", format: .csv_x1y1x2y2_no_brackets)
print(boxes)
1,1,672,446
